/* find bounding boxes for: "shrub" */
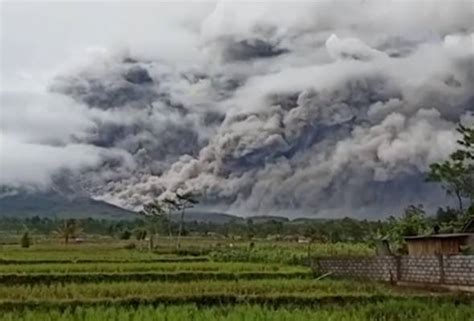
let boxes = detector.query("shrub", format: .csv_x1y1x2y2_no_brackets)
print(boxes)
134,229,147,241
120,230,132,240
20,232,31,248
124,243,136,250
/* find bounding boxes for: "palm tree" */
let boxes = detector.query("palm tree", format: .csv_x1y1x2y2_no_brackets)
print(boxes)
141,192,199,251
140,201,170,250
174,191,199,250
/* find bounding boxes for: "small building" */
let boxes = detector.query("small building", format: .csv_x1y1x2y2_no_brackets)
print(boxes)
404,233,474,256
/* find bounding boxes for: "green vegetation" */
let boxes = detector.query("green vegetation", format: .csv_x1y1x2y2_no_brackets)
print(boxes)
0,278,401,301
210,242,373,265
54,219,82,245
0,240,449,321
0,245,167,262
2,301,473,321
0,237,471,320
0,261,307,274
0,239,373,266
0,215,386,244
20,232,31,249
428,124,474,214
0,271,314,286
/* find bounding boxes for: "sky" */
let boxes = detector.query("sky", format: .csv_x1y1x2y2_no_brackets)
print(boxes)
1,1,215,90
1,0,473,218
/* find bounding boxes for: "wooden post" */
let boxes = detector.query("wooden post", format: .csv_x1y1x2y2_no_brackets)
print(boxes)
438,254,445,284
395,255,402,282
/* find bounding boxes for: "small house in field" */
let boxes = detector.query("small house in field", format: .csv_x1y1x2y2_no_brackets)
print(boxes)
404,233,473,256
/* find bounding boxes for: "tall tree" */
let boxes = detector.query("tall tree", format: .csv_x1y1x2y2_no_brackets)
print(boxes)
165,191,199,249
428,124,474,214
140,201,170,250
54,219,82,245
386,205,429,253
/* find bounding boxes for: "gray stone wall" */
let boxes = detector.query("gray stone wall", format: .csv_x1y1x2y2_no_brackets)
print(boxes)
399,256,441,283
312,255,474,286
314,256,397,282
444,255,474,285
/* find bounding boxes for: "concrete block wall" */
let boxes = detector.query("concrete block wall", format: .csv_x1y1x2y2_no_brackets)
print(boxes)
444,255,474,285
399,256,441,284
312,255,474,286
313,256,397,282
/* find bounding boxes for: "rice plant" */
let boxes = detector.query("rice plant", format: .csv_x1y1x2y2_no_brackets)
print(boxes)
2,301,473,321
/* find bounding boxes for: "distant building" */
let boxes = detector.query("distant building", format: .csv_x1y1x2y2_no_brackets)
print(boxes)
404,233,473,256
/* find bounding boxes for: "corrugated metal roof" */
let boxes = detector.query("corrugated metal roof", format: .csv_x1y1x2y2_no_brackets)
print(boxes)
404,233,474,240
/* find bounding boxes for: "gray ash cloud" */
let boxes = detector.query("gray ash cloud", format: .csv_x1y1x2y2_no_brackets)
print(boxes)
221,38,289,62
3,1,474,218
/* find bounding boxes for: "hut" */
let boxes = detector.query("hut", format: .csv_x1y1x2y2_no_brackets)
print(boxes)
404,233,474,256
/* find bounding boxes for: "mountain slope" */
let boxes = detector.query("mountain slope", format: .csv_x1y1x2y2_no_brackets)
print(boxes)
0,192,243,223
0,192,135,219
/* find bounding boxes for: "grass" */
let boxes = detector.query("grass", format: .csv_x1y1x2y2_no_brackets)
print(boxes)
2,301,473,321
0,262,308,274
0,239,374,265
0,271,313,286
210,242,374,265
0,279,419,301
0,244,163,262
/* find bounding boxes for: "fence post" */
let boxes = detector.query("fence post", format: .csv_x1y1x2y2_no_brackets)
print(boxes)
438,254,445,284
394,255,402,283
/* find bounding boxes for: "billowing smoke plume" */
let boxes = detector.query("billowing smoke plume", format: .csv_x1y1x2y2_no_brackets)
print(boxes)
2,0,474,217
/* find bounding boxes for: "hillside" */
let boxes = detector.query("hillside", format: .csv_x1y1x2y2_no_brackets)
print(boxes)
0,192,329,224
0,192,135,220
0,192,245,223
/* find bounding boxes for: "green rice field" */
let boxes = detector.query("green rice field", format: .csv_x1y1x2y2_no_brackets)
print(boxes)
0,240,472,320
3,302,474,321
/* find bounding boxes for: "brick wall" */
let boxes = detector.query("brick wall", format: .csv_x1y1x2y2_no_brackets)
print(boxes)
312,255,474,286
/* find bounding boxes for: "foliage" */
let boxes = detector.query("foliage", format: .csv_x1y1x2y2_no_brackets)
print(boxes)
139,201,170,250
0,271,312,286
210,242,373,265
0,216,389,245
119,230,132,240
134,228,147,241
123,242,136,250
0,262,308,274
54,219,82,245
20,232,31,248
2,302,473,321
162,191,200,249
0,240,372,264
384,205,429,253
428,124,474,215
0,278,405,301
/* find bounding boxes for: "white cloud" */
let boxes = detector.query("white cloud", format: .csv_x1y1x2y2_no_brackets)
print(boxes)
0,135,102,188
